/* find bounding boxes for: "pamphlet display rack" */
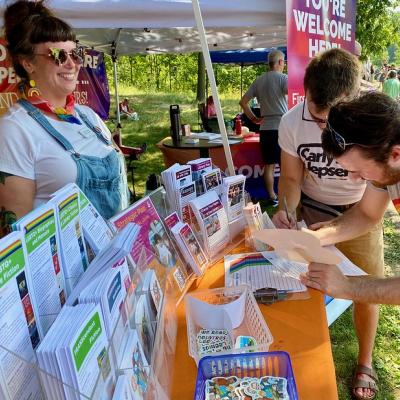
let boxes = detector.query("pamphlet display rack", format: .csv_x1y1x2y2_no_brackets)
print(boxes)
0,241,182,400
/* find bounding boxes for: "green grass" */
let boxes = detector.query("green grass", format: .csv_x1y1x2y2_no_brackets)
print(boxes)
105,87,240,197
105,89,400,399
329,215,400,400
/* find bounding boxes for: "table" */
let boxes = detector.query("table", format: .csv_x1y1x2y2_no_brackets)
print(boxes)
161,137,233,159
157,135,274,199
171,247,339,400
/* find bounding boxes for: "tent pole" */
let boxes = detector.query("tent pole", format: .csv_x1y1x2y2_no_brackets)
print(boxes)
111,29,122,135
191,0,235,176
240,63,243,100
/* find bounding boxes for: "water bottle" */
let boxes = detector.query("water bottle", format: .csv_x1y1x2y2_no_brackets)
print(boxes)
235,117,242,135
170,105,181,144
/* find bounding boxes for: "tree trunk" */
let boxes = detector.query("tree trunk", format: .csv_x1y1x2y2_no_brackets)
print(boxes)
196,52,206,103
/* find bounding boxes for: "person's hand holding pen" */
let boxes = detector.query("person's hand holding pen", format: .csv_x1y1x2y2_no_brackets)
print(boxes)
272,196,299,229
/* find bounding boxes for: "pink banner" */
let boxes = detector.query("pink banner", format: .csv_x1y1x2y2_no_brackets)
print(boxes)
286,0,357,109
0,39,110,119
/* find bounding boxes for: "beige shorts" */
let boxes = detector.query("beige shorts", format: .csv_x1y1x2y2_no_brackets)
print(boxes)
300,201,384,277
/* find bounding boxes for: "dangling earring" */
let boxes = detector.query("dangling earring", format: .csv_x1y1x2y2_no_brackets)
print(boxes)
27,79,41,97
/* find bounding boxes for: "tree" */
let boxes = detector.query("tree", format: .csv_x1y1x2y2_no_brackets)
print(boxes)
356,0,400,58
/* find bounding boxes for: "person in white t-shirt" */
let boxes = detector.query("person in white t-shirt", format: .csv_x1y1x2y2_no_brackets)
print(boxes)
300,92,400,308
0,0,129,235
272,49,383,400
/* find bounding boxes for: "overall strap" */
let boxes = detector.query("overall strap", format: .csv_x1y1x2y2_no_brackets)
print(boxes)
75,107,111,146
17,99,75,152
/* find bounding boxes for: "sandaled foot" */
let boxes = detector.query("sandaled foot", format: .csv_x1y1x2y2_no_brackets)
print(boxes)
352,365,379,400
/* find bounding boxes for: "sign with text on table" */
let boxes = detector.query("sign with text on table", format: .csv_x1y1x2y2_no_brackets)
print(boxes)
0,38,110,119
286,0,356,109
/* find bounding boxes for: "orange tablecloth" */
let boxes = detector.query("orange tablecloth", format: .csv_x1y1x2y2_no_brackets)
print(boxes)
171,249,338,400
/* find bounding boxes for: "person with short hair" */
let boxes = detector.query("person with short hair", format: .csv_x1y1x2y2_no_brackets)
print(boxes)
301,92,400,306
239,49,288,205
0,0,129,232
272,48,383,400
383,70,400,99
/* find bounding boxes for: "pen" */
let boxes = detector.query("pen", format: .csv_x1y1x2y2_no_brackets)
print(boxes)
283,196,299,230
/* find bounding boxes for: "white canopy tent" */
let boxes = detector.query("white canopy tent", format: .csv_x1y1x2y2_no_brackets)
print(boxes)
0,0,287,174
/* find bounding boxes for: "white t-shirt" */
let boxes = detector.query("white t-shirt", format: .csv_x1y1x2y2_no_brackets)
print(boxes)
0,103,114,208
278,102,366,205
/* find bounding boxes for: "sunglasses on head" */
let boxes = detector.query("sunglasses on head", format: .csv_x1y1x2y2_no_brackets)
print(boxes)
35,47,85,66
326,120,358,150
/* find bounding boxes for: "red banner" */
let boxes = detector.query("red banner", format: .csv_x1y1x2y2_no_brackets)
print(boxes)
286,0,357,109
0,39,110,119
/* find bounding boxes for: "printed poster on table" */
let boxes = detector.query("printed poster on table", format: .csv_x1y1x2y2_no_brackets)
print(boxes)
286,0,356,108
0,38,110,119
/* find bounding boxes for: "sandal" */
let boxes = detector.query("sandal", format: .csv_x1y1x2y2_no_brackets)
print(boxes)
352,365,379,400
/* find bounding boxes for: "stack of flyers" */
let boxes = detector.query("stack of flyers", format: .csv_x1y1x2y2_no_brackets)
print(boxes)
187,158,212,181
202,168,223,196
79,263,129,341
13,203,66,338
141,268,164,316
187,158,213,194
37,304,115,400
243,202,272,251
163,212,180,232
189,191,229,258
170,222,208,276
116,329,150,400
221,174,246,222
77,187,114,261
50,185,88,296
0,231,43,400
67,222,140,307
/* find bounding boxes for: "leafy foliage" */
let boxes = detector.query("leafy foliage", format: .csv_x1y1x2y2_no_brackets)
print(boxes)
357,0,400,58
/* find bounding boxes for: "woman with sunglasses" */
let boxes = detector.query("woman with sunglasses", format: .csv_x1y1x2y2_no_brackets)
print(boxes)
0,0,129,233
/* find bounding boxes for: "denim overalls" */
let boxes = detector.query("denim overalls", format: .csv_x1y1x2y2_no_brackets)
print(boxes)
18,99,129,219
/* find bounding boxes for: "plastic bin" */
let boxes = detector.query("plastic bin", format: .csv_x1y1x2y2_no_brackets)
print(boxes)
194,351,298,400
185,285,273,364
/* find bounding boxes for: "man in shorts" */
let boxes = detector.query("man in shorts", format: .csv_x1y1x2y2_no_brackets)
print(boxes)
272,49,384,400
239,49,288,204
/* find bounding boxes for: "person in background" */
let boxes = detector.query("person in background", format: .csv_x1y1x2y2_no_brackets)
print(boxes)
119,98,139,120
0,0,129,236
272,49,383,400
205,95,217,119
383,70,400,100
301,93,400,300
239,49,288,205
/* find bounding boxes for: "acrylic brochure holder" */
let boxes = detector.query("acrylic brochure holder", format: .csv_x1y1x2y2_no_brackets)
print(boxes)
0,244,181,400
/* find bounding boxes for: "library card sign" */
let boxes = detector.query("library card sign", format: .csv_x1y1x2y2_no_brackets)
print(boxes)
286,0,356,108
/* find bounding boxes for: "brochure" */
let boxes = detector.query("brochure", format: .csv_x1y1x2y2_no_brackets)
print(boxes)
117,329,150,400
37,304,115,400
78,189,114,261
50,186,88,296
0,231,43,400
189,191,229,258
221,174,246,222
171,222,208,276
109,197,191,290
14,203,66,338
202,168,222,196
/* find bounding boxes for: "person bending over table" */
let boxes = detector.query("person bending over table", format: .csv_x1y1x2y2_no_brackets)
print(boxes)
272,49,383,400
301,92,400,308
0,0,129,236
